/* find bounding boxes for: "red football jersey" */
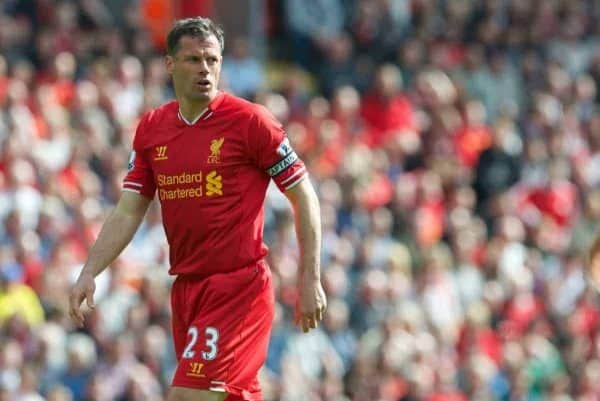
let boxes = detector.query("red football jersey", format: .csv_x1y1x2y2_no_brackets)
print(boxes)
123,92,307,277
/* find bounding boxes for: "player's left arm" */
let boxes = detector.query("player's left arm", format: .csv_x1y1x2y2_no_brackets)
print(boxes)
284,177,327,333
246,104,327,331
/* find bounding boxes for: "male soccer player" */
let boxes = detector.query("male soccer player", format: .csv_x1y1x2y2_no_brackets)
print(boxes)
68,17,326,401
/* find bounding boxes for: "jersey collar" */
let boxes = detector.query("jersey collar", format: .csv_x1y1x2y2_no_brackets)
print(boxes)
178,108,207,125
176,91,226,127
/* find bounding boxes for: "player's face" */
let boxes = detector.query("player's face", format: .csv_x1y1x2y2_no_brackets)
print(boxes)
166,34,222,106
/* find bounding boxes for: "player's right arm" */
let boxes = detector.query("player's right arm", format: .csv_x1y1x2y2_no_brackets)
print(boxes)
69,191,152,327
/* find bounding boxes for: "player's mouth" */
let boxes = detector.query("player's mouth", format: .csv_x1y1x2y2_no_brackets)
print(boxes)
196,79,212,90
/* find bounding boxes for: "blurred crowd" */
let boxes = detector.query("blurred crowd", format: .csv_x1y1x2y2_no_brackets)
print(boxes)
2,0,600,400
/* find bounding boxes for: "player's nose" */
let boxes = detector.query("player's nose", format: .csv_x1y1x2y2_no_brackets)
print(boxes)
198,60,210,73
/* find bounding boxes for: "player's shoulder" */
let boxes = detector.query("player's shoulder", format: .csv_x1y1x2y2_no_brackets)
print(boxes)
141,100,179,126
218,92,273,121
134,101,178,146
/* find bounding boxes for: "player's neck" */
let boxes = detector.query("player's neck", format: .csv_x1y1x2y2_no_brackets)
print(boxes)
178,100,209,123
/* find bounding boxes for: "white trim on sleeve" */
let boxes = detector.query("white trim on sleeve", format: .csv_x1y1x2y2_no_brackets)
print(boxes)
123,181,143,187
284,173,308,191
280,166,306,185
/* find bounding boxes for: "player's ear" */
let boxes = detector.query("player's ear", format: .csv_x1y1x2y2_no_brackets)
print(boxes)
165,55,175,74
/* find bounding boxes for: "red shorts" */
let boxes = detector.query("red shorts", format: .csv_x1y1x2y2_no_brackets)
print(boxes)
170,260,274,401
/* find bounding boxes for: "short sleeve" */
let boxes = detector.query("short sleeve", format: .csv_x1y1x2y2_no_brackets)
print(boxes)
122,115,157,199
248,106,307,192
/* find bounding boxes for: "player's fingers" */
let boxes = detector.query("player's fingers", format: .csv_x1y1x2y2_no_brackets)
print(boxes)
68,292,78,316
71,311,82,328
304,314,317,330
69,293,84,327
316,307,323,322
302,316,312,333
73,307,84,327
85,288,95,309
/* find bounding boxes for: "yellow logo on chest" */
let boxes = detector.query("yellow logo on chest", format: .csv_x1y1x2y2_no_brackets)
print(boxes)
207,137,224,164
154,145,168,161
206,171,223,196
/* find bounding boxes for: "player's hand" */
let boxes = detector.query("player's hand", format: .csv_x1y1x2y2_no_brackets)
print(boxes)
69,272,96,328
295,279,327,333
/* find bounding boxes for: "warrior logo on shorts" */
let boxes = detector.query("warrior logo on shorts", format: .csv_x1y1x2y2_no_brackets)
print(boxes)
207,137,225,164
187,362,205,378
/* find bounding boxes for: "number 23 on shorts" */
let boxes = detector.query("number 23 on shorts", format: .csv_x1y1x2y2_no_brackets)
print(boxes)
182,325,219,360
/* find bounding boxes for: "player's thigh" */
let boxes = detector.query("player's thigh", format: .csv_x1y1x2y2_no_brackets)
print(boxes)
167,386,228,401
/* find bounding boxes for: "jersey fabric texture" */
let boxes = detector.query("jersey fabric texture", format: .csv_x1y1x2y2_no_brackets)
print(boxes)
123,91,307,278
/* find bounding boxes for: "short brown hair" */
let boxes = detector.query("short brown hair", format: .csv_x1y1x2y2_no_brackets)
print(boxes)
166,17,225,56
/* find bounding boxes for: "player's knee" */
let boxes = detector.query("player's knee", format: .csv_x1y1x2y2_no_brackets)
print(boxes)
167,386,228,401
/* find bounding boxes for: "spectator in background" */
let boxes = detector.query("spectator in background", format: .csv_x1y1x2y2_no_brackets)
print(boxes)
323,298,356,374
316,33,366,98
59,334,95,401
349,0,411,62
13,364,45,401
397,39,426,89
283,0,345,70
452,100,492,170
484,50,524,121
222,37,264,99
473,118,521,224
46,385,74,401
361,63,417,148
572,189,600,255
0,267,44,327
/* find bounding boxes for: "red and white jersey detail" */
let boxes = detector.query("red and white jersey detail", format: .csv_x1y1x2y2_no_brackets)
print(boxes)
122,92,307,277
280,165,307,190
177,108,210,125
